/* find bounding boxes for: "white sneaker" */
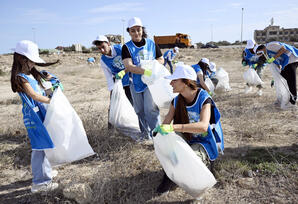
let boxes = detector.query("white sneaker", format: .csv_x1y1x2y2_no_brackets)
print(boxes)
281,103,296,110
244,86,252,94
51,170,58,178
257,89,262,96
31,182,59,193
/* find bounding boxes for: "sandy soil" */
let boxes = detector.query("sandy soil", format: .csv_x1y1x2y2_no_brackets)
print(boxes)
0,48,297,203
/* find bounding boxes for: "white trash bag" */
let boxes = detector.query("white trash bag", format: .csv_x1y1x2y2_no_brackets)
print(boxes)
268,64,290,108
205,77,215,93
141,60,178,108
109,80,141,139
44,87,95,166
215,67,231,92
153,132,216,198
243,68,264,86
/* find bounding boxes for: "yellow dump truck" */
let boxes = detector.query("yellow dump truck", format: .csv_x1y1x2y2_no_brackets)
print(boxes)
154,33,193,48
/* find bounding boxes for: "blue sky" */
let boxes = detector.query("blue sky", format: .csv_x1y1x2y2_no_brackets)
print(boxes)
0,0,297,54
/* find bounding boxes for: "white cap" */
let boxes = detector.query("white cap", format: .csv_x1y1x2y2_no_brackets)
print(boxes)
165,64,197,81
127,17,143,28
209,62,216,72
93,35,109,44
200,58,210,66
15,40,45,63
253,44,259,54
174,46,179,53
246,39,256,49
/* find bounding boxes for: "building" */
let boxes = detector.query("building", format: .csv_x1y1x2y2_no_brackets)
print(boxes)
254,20,298,44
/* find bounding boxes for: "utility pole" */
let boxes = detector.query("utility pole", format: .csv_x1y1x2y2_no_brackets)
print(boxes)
240,8,244,48
121,19,125,45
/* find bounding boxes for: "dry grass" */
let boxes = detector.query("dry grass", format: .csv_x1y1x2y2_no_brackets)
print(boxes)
0,48,297,204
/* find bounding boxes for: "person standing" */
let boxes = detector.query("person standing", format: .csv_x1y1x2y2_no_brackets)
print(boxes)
256,42,298,109
153,64,224,193
10,40,58,193
163,46,179,73
119,17,164,139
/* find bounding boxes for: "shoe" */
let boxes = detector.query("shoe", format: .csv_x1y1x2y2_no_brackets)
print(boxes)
281,103,296,110
244,86,252,94
156,173,177,194
257,89,262,96
51,170,58,178
31,182,59,193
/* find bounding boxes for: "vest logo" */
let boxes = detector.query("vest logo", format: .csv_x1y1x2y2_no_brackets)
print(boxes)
137,49,154,61
188,111,200,123
113,56,125,69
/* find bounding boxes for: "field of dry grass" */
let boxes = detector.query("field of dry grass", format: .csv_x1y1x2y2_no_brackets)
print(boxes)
0,48,297,204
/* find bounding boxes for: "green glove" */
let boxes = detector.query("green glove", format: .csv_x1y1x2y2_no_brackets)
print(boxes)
252,63,258,69
173,59,178,64
153,124,174,135
242,61,247,66
52,82,64,91
144,69,152,77
266,57,275,64
208,91,213,96
115,70,125,79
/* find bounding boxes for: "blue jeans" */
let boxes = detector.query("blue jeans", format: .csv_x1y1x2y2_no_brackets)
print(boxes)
164,59,173,74
31,150,52,185
130,85,160,138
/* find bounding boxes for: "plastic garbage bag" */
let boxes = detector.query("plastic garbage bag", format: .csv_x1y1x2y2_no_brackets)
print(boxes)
243,68,264,86
214,67,231,92
109,80,141,140
44,87,95,166
268,64,290,108
205,77,215,93
153,132,217,198
141,60,178,108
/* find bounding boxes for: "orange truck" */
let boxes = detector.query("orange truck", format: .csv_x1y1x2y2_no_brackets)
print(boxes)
154,33,193,48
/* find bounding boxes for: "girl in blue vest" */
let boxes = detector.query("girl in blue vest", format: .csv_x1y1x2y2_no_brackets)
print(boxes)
10,40,59,193
153,64,224,194
191,58,213,95
163,46,179,74
119,17,164,139
256,42,298,109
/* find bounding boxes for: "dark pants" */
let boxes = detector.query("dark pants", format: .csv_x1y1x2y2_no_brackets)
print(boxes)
281,62,297,104
164,59,173,74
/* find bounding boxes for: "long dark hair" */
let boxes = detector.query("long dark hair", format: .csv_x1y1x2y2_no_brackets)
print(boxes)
10,53,58,93
173,79,197,141
126,26,147,39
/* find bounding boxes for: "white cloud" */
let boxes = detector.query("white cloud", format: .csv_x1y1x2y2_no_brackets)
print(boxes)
89,2,144,13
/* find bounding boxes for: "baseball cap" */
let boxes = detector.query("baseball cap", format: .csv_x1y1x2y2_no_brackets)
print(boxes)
92,35,109,45
14,40,45,63
127,17,143,28
165,64,197,81
174,46,179,53
246,39,256,49
209,62,216,72
200,58,210,65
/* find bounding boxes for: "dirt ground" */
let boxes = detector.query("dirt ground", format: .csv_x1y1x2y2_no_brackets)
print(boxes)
0,47,297,204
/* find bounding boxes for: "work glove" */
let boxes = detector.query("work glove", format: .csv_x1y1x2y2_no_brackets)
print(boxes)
144,69,152,77
266,57,275,64
173,59,178,64
52,82,64,91
271,80,274,88
242,61,247,66
252,63,258,69
208,91,213,97
115,70,125,79
153,124,174,135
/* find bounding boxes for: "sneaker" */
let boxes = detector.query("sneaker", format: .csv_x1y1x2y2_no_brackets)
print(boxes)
51,170,58,178
257,89,262,96
31,182,59,193
281,103,296,110
244,86,252,94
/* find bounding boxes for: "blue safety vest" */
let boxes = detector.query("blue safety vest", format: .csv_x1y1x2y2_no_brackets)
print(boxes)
125,38,156,93
101,44,130,87
173,89,224,161
17,73,54,150
191,64,204,85
266,42,298,70
163,49,176,61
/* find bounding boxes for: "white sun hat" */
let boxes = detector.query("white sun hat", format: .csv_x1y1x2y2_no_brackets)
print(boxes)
165,64,197,81
93,35,109,44
246,39,256,49
127,17,143,28
201,58,210,66
174,46,179,53
15,40,45,63
209,62,216,72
